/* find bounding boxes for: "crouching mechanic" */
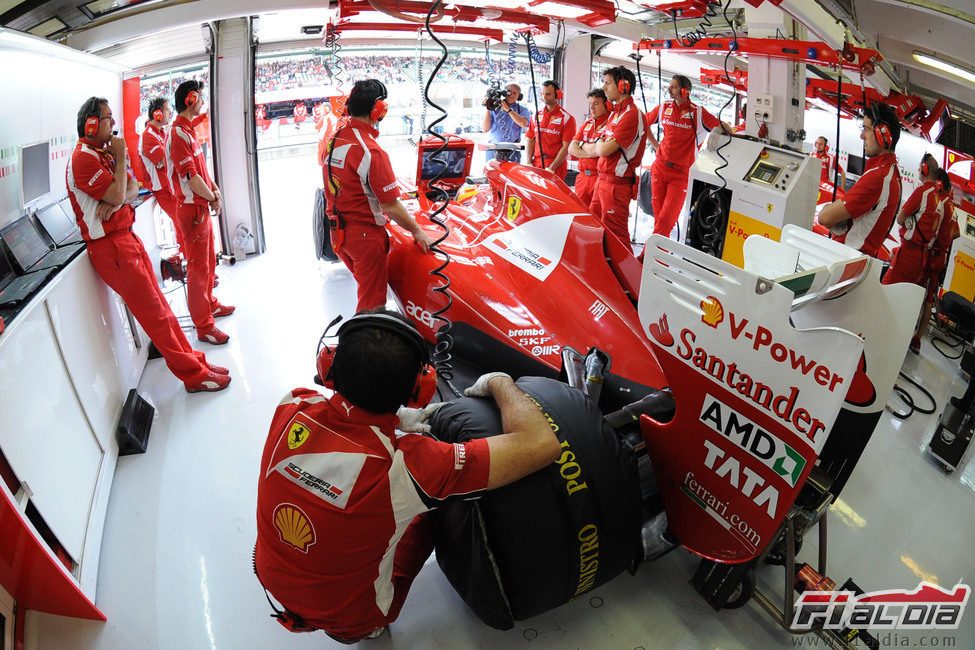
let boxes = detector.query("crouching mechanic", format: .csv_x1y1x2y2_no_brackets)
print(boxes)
324,79,433,311
67,97,229,392
254,309,560,642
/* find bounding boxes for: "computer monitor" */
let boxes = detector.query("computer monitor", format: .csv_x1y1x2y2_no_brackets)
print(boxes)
20,141,50,208
846,154,865,176
1,216,49,272
35,202,78,246
415,137,474,189
0,246,16,293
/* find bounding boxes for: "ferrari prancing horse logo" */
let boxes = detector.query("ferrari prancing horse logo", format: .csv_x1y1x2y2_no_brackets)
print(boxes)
506,196,522,221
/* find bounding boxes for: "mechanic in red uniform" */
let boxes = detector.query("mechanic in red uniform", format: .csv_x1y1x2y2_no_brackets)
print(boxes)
568,88,610,206
645,75,732,238
525,80,576,180
323,79,433,311
914,169,959,353
67,97,229,393
293,102,308,128
818,103,902,258
254,309,559,642
167,79,235,346
811,136,846,188
883,153,944,286
578,66,647,245
139,97,184,251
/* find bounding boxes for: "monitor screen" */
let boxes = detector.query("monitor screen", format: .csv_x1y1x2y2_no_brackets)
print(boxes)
847,154,865,176
0,246,15,292
1,217,49,271
21,141,50,207
421,147,469,181
36,203,78,245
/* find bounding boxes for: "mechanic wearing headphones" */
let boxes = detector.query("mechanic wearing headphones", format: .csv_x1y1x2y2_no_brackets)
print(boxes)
166,79,235,346
525,80,576,180
139,97,184,251
482,84,531,163
818,103,902,258
254,309,560,642
645,75,732,238
67,97,229,393
579,65,647,245
324,79,433,312
812,136,846,189
883,153,944,286
568,88,611,206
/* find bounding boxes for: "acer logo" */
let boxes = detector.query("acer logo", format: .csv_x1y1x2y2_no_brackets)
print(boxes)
405,300,435,330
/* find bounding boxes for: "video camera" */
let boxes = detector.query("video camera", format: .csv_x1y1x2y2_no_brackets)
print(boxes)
484,86,506,112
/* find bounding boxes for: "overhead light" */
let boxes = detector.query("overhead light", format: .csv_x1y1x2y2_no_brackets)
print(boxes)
913,51,975,85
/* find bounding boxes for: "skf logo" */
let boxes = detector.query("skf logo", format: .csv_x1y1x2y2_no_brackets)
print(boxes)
506,196,522,221
700,296,724,328
793,582,969,631
588,300,609,321
273,503,316,553
287,422,310,450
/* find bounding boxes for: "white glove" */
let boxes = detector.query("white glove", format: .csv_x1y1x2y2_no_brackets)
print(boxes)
463,372,512,397
396,402,448,433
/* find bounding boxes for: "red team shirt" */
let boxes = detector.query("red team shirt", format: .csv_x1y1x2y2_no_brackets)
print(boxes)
324,120,401,233
167,114,214,208
255,389,491,636
929,194,958,274
834,152,902,257
574,113,609,172
597,96,646,178
645,100,720,170
526,105,576,177
811,150,837,185
66,139,136,240
898,181,943,248
139,123,172,193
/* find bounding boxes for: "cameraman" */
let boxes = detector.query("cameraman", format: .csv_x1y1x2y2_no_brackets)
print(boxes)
482,84,530,163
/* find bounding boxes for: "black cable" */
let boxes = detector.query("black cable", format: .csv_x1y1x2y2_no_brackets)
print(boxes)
523,31,547,170
886,371,937,419
932,334,964,359
423,0,462,397
670,1,719,48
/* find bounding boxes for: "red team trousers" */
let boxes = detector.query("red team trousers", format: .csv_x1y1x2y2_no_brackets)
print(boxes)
86,231,209,384
336,227,391,312
153,188,185,252
650,159,689,237
882,243,926,286
573,170,598,208
176,204,218,333
590,175,633,245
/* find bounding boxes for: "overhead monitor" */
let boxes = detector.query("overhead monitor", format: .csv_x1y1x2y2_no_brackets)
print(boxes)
847,154,865,177
20,141,50,208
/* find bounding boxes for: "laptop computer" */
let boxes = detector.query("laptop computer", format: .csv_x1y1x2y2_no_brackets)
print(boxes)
0,216,84,274
0,243,53,308
35,202,83,247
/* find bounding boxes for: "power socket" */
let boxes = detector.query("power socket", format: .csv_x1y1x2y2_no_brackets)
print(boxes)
754,94,774,122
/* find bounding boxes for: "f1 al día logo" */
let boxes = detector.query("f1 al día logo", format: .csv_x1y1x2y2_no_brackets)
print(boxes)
793,582,969,630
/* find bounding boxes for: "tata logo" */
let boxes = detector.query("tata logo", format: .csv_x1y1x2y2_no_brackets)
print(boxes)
699,394,807,487
701,438,780,519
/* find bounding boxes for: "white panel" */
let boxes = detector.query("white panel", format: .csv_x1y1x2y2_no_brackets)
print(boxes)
45,255,145,450
92,24,206,71
561,34,591,132
0,307,101,562
0,29,122,227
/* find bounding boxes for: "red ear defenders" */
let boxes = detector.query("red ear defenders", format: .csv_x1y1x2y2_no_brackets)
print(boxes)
865,104,892,149
152,108,163,122
821,141,829,153
920,154,931,177
617,77,631,94
185,90,199,108
316,312,437,408
369,80,389,123
680,86,690,99
84,115,99,138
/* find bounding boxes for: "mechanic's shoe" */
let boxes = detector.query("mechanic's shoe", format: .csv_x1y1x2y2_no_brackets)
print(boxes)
198,326,230,345
185,371,231,393
207,363,229,375
212,303,236,317
908,334,921,355
364,626,387,640
950,395,971,411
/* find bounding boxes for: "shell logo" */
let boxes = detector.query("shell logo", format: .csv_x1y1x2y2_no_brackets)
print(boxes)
273,503,317,553
700,296,724,328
